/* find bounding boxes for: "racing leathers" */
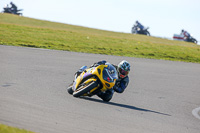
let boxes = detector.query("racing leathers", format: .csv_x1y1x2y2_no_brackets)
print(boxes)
181,30,191,40
135,21,144,31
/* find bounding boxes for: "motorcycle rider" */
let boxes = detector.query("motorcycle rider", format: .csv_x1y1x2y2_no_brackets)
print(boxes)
181,29,191,40
73,60,130,102
10,2,18,14
135,20,144,32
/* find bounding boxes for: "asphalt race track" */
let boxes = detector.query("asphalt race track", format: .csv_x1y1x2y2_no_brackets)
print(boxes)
0,45,200,133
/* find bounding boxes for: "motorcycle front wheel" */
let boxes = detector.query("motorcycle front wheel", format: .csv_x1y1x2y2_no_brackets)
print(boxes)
67,84,73,95
193,39,198,44
73,81,98,97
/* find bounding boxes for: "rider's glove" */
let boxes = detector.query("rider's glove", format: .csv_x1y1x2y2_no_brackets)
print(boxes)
113,85,119,92
113,82,120,91
113,82,125,93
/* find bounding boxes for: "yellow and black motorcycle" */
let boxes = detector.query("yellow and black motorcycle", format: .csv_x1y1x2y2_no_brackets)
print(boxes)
67,63,118,98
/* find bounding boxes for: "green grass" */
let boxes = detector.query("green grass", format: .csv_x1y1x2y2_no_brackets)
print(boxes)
1,13,200,63
0,123,35,133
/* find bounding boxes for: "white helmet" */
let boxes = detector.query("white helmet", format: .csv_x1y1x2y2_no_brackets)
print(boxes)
118,60,130,78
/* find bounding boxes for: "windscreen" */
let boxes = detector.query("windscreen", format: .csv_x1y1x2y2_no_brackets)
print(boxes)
103,63,118,82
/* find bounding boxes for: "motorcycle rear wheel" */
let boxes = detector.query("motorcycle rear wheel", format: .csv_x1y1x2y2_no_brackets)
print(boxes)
73,81,98,97
146,31,150,36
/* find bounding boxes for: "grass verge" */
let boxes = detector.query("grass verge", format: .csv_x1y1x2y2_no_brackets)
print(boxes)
0,13,200,63
0,123,35,133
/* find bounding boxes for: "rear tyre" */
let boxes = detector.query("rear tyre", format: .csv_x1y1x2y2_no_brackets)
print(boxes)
73,81,98,97
146,31,150,36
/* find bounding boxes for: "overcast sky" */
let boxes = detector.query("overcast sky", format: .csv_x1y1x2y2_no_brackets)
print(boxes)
1,0,200,44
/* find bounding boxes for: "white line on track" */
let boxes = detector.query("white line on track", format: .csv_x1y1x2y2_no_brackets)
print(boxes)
192,107,200,120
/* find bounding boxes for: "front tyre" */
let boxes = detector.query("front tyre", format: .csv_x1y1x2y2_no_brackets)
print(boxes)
193,39,198,44
67,85,73,95
73,81,98,97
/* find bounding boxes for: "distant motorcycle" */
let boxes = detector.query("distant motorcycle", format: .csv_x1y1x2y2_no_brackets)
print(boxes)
2,7,23,16
173,34,198,44
131,25,150,36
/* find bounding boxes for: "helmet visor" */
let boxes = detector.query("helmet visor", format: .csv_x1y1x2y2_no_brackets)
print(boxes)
119,68,129,77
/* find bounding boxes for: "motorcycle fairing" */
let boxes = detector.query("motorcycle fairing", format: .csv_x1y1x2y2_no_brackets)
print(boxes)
72,65,116,94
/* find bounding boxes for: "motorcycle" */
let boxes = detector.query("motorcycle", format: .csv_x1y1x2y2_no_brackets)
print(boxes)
131,25,150,36
2,7,23,16
67,63,118,98
173,34,198,44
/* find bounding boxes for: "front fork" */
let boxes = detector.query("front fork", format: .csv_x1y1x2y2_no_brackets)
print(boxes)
72,65,88,91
